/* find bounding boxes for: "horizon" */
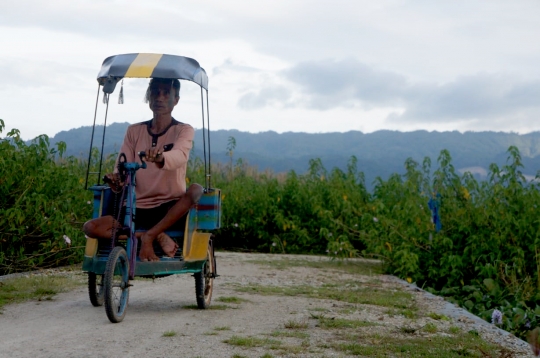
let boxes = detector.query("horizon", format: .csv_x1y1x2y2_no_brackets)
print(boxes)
41,122,540,142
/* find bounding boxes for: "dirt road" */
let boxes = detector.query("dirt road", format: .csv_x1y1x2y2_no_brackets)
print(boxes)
0,252,533,357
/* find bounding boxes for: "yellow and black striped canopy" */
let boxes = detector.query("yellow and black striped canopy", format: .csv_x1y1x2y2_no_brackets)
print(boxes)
97,53,208,92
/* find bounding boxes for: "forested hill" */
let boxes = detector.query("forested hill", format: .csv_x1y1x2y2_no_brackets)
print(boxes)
51,122,540,185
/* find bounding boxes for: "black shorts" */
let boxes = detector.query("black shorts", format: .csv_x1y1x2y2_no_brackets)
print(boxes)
120,200,186,231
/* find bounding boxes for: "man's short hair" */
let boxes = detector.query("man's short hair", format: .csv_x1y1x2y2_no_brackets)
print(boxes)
145,78,181,102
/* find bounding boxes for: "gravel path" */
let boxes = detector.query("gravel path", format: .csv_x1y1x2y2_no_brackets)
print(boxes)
0,252,534,357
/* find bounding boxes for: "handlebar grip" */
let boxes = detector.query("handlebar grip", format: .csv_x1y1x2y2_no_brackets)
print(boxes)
138,151,146,159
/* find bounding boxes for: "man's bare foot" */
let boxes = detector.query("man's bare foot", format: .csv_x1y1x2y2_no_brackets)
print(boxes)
156,233,179,258
139,233,159,261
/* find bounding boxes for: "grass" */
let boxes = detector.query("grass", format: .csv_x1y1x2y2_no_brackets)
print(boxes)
245,257,383,276
428,312,450,321
309,311,328,319
230,255,509,357
0,256,509,358
269,330,310,339
423,322,438,333
225,335,312,356
318,317,380,329
274,344,306,355
309,307,329,312
400,325,418,334
284,319,308,329
234,282,416,310
338,305,362,314
330,332,503,357
468,329,479,337
386,307,418,319
223,335,281,349
226,256,513,356
214,326,231,331
216,296,249,304
0,274,83,309
182,304,230,310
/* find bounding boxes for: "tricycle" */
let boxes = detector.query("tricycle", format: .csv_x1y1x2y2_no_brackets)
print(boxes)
82,53,221,323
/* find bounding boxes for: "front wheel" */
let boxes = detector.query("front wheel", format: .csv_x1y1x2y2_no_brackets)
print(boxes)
104,246,130,323
194,243,215,309
88,272,105,307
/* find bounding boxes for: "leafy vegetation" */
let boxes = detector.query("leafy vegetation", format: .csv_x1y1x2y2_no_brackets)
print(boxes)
361,147,540,340
4,121,540,340
0,120,96,274
209,141,540,340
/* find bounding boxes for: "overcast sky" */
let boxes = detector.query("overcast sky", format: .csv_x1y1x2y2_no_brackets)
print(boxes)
2,0,540,140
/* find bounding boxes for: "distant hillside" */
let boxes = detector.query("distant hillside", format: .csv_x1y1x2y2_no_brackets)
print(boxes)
50,123,540,185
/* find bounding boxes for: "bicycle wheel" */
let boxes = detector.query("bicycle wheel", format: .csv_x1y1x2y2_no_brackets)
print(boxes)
104,246,130,323
88,272,105,307
194,245,215,309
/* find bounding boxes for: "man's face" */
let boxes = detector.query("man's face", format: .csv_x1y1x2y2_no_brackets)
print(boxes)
148,82,179,116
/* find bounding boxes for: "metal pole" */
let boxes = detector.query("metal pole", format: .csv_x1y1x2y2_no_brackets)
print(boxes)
84,84,101,189
200,87,208,189
206,89,212,189
97,94,110,185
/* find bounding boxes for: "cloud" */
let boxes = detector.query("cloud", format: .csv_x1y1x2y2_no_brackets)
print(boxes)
4,0,540,136
212,58,261,76
237,86,291,109
283,59,408,110
0,0,225,42
396,74,540,123
236,58,540,126
0,57,92,90
234,59,407,111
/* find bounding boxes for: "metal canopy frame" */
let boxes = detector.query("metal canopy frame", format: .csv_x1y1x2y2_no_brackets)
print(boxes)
84,53,212,190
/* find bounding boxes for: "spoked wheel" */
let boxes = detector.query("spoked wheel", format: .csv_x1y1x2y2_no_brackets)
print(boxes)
88,272,105,307
104,246,130,323
194,244,215,309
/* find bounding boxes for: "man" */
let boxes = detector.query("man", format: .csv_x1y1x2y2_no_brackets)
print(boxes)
83,77,203,261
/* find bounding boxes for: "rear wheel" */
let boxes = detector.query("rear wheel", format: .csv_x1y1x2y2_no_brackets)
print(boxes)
88,272,105,307
194,244,215,309
104,246,130,323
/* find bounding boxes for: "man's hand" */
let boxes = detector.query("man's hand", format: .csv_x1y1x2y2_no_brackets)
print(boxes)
104,173,124,193
144,147,164,167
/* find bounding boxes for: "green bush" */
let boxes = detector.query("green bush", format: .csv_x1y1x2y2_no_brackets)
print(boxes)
4,121,540,340
201,156,368,256
0,119,92,274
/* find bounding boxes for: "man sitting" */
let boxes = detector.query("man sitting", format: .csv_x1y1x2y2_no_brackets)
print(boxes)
83,77,203,261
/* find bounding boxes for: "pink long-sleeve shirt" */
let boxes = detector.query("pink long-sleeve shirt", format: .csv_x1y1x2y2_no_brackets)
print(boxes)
116,119,194,209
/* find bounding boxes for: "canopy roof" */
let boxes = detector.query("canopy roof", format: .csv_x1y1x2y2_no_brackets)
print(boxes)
97,53,208,93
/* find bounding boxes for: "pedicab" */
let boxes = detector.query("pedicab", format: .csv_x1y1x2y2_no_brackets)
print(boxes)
81,53,221,323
